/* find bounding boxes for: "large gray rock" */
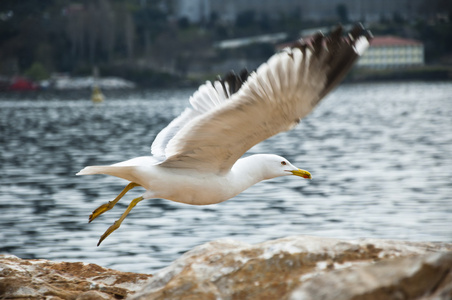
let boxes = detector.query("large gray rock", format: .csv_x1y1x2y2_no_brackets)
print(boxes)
290,251,452,300
1,236,451,300
131,236,452,300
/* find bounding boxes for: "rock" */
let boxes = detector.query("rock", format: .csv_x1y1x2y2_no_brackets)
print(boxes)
131,236,452,300
1,236,451,300
289,251,452,300
0,255,153,299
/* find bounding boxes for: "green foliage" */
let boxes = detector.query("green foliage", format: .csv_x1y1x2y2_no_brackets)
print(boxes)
24,62,49,81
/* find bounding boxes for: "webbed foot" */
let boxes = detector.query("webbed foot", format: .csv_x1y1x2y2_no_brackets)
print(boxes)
97,196,144,246
89,182,140,223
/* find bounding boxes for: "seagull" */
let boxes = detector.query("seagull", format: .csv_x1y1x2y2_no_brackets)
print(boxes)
77,24,372,246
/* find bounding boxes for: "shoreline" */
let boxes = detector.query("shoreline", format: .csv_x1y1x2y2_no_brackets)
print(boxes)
1,65,451,94
348,65,452,82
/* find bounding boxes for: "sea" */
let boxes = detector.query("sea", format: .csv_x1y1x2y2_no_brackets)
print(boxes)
0,81,451,273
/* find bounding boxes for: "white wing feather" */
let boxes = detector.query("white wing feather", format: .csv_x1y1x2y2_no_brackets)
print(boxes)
154,26,371,173
159,47,323,173
151,81,230,160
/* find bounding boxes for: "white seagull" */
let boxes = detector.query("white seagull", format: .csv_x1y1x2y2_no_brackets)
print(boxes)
77,24,372,246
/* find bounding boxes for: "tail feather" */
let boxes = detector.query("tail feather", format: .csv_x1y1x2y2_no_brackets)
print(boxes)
76,156,158,180
76,166,117,176
76,165,140,183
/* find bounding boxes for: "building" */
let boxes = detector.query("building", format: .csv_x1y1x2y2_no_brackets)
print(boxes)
173,0,428,24
357,36,424,69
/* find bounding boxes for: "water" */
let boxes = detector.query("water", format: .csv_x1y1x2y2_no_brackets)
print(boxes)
1,82,451,273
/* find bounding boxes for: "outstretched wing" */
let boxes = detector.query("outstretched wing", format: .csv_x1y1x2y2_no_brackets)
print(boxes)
150,70,249,161
156,24,372,174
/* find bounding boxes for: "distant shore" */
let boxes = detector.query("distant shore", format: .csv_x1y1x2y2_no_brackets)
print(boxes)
0,65,450,95
348,65,452,82
182,65,452,86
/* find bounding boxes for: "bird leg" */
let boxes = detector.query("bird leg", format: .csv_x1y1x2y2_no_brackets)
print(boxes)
89,182,140,223
97,196,144,246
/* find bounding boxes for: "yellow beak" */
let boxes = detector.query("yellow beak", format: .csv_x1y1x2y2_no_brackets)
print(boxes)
290,169,312,179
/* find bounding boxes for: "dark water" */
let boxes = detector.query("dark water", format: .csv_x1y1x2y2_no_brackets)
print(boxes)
1,82,451,273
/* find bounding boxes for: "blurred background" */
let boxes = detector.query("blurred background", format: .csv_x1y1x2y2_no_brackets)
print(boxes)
0,0,451,273
0,0,452,87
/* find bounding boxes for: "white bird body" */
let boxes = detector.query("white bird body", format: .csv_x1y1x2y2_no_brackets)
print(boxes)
77,25,372,245
80,154,300,205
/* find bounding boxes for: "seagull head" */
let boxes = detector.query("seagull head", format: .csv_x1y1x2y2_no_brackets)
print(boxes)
259,154,311,180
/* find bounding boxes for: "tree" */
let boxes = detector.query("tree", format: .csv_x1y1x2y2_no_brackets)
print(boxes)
336,4,349,23
24,62,49,81
236,10,256,29
124,12,135,61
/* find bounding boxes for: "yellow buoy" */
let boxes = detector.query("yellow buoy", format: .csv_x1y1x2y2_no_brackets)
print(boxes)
92,85,104,103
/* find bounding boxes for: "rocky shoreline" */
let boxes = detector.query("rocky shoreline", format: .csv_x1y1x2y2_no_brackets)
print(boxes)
1,236,451,300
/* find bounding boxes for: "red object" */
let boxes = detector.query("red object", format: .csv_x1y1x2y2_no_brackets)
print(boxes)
370,36,422,47
9,77,39,91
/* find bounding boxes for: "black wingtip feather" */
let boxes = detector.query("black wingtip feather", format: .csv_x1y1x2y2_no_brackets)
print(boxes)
321,23,372,98
219,69,252,96
218,23,372,100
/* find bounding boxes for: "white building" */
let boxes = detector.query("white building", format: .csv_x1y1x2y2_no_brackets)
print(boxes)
357,36,424,69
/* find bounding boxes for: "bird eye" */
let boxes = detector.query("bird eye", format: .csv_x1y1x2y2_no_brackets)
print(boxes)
281,161,287,166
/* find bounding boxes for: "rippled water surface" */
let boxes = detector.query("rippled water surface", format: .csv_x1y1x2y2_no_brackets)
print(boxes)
1,82,451,273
